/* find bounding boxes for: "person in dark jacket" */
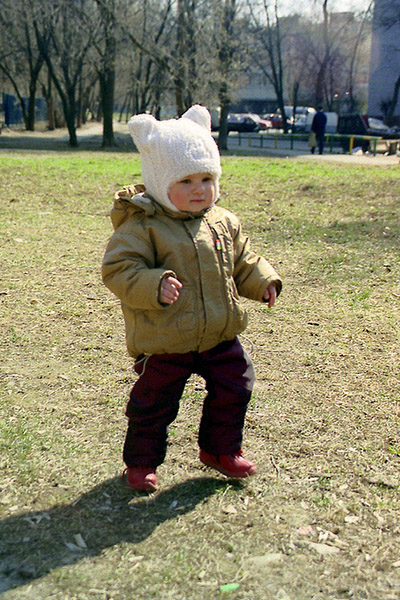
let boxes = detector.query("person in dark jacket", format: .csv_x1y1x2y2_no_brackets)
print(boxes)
311,106,327,155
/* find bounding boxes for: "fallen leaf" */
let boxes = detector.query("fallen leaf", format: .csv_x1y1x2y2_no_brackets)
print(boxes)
74,533,87,549
23,513,51,526
65,542,81,552
276,590,291,600
307,542,340,555
392,560,400,568
344,515,360,524
296,525,314,536
222,504,237,515
247,553,285,567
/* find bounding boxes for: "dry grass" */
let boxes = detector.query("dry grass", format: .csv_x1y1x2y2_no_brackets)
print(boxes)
0,145,400,600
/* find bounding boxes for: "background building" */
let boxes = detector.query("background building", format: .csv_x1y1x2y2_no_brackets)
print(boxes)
368,0,400,122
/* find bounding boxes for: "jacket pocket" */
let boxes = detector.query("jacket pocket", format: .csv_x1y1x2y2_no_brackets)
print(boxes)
174,284,198,343
227,277,247,326
131,284,199,353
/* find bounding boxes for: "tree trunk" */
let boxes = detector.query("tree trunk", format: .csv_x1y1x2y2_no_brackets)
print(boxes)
175,0,186,116
42,69,56,130
119,93,129,122
315,0,329,106
34,20,80,146
93,0,117,147
218,82,230,151
65,88,78,146
291,81,299,132
217,0,237,149
27,84,36,131
0,64,29,128
77,76,83,129
100,68,116,147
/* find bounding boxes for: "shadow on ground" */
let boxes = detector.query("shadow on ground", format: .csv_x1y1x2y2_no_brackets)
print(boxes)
0,127,133,152
0,476,232,593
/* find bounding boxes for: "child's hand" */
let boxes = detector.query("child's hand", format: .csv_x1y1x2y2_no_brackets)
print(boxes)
159,276,183,305
263,283,277,308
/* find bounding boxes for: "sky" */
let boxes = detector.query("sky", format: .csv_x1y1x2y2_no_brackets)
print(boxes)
327,0,371,10
280,0,372,15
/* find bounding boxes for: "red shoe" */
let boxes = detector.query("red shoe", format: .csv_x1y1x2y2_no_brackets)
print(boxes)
123,467,158,491
199,449,257,478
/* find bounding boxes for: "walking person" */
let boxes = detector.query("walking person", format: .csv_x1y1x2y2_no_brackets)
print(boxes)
310,105,327,155
102,105,282,491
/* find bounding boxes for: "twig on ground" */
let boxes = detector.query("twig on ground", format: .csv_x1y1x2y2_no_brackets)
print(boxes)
270,455,280,477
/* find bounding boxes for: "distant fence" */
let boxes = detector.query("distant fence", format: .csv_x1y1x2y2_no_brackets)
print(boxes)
1,93,48,126
231,132,397,156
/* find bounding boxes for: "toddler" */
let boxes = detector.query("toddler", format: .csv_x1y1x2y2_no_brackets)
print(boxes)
102,105,282,491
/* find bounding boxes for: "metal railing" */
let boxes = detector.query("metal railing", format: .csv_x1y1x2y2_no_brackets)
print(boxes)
234,131,389,156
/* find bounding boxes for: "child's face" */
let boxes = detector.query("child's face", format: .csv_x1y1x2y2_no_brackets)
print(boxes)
168,173,216,213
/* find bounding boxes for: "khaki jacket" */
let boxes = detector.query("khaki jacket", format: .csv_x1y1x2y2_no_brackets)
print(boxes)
102,186,282,358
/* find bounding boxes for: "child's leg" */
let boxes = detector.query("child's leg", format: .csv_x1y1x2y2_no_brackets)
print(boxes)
196,337,255,455
123,353,193,468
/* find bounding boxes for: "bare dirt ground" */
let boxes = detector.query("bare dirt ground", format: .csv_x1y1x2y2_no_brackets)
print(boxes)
0,121,134,152
0,128,399,600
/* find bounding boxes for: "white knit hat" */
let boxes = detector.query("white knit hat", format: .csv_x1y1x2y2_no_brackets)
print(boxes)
128,105,221,212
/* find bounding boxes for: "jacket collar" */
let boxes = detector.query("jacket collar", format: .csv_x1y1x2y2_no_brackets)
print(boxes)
111,184,213,230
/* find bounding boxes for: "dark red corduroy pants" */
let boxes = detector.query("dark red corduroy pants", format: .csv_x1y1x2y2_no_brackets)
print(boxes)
123,337,255,468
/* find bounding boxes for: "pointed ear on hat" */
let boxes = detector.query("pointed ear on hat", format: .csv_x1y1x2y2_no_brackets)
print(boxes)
182,105,211,132
128,114,157,148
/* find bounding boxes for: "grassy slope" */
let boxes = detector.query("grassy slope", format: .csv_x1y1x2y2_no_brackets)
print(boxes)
0,152,399,599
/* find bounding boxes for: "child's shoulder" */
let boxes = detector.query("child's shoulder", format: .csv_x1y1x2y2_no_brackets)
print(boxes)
210,204,241,227
111,187,157,232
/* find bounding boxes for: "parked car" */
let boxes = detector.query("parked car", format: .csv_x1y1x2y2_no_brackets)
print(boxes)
292,115,307,132
337,113,400,152
246,113,270,130
284,105,316,122
365,116,400,135
227,113,260,133
263,113,283,129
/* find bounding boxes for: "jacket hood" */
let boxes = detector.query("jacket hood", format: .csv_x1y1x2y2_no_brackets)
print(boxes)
110,184,212,230
110,185,153,230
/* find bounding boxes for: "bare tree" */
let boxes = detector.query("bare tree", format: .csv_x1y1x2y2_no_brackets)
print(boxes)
120,0,173,117
299,3,371,111
119,0,179,116
314,0,329,105
213,0,239,149
346,2,373,112
33,0,94,146
0,0,374,138
173,0,199,115
246,0,291,131
90,0,118,147
281,15,314,128
0,0,44,130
